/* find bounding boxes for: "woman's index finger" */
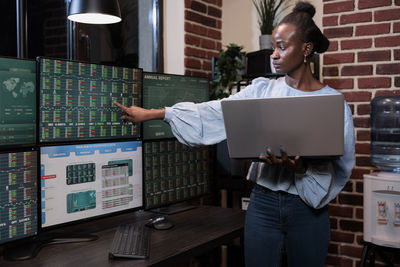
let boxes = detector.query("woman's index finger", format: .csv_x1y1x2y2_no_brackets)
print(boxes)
113,101,128,112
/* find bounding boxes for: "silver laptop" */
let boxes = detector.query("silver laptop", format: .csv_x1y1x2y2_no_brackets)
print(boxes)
220,94,344,159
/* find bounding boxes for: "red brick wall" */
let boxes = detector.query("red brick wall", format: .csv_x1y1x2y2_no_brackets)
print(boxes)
323,0,400,266
184,0,222,79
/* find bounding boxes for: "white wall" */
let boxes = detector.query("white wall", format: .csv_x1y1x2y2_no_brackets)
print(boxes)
221,0,259,52
163,0,185,74
221,0,323,53
138,0,155,72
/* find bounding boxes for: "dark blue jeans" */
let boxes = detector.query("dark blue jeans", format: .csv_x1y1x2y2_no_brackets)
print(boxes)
244,184,330,267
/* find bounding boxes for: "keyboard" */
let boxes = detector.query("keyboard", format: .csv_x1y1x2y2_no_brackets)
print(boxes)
109,223,151,259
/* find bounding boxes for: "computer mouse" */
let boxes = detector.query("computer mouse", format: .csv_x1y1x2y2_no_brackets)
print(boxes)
146,215,174,230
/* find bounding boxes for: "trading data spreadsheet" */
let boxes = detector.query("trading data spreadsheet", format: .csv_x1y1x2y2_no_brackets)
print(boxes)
38,58,142,143
0,151,38,244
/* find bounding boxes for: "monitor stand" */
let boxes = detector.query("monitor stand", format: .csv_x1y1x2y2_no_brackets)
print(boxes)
150,203,197,215
3,232,98,261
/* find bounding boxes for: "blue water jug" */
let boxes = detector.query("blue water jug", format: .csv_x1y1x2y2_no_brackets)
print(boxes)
370,96,400,172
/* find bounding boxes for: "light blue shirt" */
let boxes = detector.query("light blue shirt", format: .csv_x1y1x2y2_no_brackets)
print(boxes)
164,77,355,209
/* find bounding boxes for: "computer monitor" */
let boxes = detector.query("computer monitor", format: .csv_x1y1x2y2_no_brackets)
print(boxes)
40,140,143,228
0,57,36,147
37,57,142,143
0,149,38,245
143,138,213,211
142,73,209,140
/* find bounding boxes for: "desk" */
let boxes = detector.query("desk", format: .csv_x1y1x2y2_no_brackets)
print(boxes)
0,205,245,267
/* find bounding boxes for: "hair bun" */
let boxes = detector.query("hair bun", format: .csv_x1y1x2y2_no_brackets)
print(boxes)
293,1,316,18
315,34,330,53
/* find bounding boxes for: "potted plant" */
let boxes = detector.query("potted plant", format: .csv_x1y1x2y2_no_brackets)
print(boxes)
252,0,288,49
211,43,245,100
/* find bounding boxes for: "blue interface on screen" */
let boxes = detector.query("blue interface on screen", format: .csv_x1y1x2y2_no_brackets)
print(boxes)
40,141,143,228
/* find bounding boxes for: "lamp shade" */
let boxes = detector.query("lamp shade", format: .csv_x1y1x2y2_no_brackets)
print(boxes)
68,0,121,24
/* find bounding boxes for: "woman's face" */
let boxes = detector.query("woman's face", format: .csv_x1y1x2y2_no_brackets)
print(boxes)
271,23,306,74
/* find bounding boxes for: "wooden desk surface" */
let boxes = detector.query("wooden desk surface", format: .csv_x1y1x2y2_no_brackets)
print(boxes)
0,205,245,267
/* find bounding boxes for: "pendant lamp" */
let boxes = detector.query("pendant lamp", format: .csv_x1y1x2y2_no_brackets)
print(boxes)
68,0,121,24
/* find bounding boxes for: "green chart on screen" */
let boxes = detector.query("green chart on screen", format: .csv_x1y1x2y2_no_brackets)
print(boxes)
143,73,209,140
0,58,36,146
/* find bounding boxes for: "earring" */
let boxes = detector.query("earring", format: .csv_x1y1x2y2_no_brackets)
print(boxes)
304,55,307,64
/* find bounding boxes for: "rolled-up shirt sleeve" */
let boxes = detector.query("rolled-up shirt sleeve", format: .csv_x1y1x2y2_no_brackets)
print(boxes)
164,100,226,147
163,84,256,147
294,102,355,209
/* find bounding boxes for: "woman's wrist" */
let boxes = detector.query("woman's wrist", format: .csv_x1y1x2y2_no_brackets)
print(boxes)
148,108,165,120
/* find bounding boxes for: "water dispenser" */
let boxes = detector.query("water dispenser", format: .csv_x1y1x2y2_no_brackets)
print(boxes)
364,96,400,248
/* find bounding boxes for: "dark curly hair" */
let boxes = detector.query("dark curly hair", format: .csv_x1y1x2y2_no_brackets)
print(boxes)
278,1,329,54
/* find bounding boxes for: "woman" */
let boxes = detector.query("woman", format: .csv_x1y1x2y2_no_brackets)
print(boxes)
114,2,355,266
